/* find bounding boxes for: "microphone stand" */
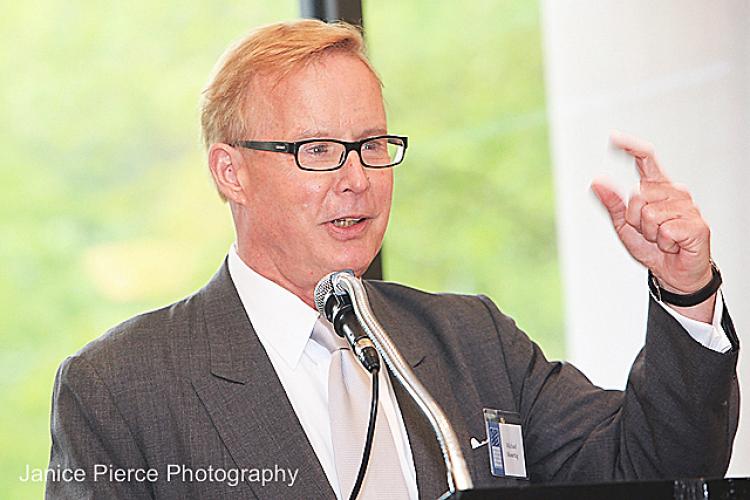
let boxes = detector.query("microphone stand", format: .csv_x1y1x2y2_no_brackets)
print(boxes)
332,272,474,496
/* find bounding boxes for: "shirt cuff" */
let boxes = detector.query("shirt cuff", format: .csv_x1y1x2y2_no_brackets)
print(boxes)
657,291,732,353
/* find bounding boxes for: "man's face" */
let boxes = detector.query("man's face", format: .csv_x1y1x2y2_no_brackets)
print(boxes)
235,52,393,298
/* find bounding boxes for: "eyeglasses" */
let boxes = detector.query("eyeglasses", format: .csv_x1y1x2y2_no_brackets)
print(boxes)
233,135,408,171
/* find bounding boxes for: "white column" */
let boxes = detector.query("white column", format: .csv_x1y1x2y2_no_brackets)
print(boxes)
542,0,749,475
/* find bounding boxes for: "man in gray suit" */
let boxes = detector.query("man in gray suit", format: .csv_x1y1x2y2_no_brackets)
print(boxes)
47,19,739,499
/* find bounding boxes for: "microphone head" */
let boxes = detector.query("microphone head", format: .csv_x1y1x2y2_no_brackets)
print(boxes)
313,270,356,318
314,273,336,317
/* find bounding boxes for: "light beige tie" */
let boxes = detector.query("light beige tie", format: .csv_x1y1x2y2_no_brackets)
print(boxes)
312,319,410,499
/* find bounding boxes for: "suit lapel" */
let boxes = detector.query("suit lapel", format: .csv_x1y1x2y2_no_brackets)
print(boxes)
392,382,451,499
191,260,333,499
367,282,525,491
367,282,451,499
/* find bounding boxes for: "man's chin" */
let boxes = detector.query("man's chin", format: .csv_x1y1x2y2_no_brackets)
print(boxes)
325,255,375,278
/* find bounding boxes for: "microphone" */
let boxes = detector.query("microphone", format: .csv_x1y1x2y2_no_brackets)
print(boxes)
323,271,474,493
314,271,380,373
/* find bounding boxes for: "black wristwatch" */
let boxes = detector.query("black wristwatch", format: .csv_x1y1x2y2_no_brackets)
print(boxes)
648,261,722,307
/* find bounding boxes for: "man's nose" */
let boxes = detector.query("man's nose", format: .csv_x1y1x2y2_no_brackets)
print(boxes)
335,150,370,194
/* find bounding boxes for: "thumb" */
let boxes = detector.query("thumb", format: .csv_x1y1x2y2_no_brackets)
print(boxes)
591,180,626,231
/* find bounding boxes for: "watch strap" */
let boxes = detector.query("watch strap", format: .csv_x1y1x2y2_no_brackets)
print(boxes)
648,262,722,307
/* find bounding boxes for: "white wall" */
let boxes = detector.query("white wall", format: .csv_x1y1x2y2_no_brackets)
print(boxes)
542,0,749,475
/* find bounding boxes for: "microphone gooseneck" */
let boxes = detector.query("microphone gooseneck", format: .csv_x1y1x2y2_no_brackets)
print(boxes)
328,271,474,494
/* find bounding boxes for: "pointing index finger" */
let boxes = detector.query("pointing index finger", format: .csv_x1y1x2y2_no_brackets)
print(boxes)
610,130,669,182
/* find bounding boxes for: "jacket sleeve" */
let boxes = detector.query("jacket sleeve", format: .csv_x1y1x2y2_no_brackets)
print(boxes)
46,355,154,500
479,294,740,482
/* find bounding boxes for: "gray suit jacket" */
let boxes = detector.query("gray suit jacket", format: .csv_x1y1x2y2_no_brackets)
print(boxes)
46,259,740,499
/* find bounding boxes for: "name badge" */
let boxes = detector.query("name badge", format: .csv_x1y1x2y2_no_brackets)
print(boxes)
483,408,527,479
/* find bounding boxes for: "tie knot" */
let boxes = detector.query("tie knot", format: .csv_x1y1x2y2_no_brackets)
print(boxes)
311,317,349,353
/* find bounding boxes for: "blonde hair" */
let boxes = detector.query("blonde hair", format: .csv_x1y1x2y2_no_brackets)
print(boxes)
200,19,378,150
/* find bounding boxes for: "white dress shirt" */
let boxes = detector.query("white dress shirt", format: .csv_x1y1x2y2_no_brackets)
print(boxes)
227,244,731,498
228,245,419,499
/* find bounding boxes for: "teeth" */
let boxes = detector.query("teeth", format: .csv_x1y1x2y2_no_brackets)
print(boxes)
332,218,362,228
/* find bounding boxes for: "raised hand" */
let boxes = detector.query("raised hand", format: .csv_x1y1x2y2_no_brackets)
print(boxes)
591,131,715,321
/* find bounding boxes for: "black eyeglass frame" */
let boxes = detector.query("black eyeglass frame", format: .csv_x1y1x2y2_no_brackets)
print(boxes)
233,134,408,171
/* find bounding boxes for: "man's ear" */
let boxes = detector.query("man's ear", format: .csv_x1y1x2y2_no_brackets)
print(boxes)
208,144,247,204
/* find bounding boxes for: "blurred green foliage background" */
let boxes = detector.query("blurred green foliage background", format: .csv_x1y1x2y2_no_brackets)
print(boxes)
0,1,560,497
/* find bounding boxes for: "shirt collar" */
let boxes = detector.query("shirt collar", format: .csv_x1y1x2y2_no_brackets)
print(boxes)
227,244,320,370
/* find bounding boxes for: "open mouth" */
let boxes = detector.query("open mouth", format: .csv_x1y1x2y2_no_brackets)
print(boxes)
331,218,366,228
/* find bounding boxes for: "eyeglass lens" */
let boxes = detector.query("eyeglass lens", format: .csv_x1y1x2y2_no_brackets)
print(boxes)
297,137,405,170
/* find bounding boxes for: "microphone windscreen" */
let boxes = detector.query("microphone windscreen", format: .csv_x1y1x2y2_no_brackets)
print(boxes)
313,273,336,316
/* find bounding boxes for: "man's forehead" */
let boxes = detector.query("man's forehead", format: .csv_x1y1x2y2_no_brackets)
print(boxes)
253,52,380,93
245,52,386,140
293,126,388,140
